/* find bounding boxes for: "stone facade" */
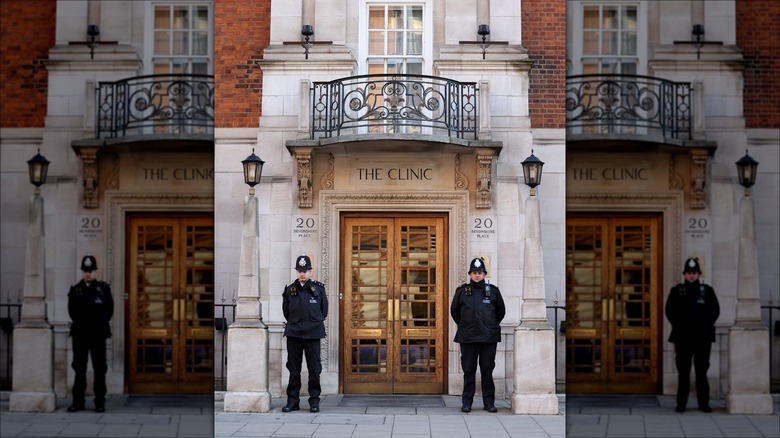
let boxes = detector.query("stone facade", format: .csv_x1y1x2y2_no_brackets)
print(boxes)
566,0,779,400
2,0,215,402
214,0,566,402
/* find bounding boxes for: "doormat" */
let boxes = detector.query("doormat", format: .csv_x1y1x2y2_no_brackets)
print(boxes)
339,395,445,407
567,395,659,408
124,394,213,407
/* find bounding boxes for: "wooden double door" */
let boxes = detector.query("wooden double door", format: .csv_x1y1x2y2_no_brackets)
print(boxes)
566,214,662,393
126,214,214,393
340,214,448,393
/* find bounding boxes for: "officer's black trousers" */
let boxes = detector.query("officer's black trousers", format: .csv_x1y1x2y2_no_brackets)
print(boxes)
674,340,712,408
285,337,322,407
71,335,107,408
459,342,497,407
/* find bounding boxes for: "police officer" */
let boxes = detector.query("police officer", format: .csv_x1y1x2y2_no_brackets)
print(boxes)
665,257,720,413
450,257,506,413
282,255,328,413
67,255,114,413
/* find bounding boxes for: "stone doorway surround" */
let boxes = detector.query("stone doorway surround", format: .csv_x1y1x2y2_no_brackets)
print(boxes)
566,191,684,394
318,191,468,388
102,191,213,392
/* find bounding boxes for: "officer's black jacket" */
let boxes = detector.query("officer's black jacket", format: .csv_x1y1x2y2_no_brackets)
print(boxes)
68,279,114,339
665,279,720,343
282,279,328,339
451,280,506,343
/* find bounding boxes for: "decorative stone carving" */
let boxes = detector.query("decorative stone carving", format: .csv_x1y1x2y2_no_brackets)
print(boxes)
294,149,314,208
320,153,334,190
454,154,468,190
668,155,683,191
690,151,708,209
80,148,99,208
475,150,494,209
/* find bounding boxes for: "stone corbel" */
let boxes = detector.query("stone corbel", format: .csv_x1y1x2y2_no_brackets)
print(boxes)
690,150,708,209
80,147,100,209
294,147,314,208
475,148,494,209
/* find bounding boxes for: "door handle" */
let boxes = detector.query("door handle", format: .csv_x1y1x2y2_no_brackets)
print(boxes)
387,299,393,322
394,299,400,322
602,299,608,321
173,298,179,322
609,299,614,321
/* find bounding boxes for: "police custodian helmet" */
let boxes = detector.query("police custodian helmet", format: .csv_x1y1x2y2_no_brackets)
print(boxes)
683,257,702,273
468,257,487,274
295,255,313,271
80,255,97,272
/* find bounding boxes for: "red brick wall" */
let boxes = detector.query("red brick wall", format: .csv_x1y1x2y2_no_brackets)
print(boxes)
737,0,780,128
522,0,566,129
0,0,56,128
214,0,271,128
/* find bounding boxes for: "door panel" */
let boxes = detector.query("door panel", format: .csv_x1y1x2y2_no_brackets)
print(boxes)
566,214,661,393
341,215,447,394
127,214,214,393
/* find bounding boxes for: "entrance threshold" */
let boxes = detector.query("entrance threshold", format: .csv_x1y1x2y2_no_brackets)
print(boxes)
339,394,445,407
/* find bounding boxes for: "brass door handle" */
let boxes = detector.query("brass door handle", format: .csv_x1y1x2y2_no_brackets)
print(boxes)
395,299,400,322
173,298,179,322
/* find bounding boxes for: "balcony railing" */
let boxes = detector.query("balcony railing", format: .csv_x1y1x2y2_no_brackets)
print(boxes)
566,74,692,140
97,74,214,139
311,74,478,139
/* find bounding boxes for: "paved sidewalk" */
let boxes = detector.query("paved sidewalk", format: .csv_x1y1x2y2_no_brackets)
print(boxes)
215,394,566,438
0,393,213,437
566,394,780,438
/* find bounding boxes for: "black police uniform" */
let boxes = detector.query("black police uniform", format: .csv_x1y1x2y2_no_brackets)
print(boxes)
450,259,506,412
665,258,719,412
282,256,328,412
67,257,113,412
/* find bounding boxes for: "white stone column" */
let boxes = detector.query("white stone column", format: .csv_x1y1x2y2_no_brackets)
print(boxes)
10,192,56,412
224,193,271,412
511,195,558,415
726,193,773,414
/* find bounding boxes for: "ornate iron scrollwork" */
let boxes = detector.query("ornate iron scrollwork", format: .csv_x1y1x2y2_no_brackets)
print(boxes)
312,74,478,139
97,74,214,138
566,74,692,140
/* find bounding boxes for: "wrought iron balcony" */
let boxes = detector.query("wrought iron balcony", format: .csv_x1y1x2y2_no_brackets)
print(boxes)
566,74,692,141
311,74,478,140
96,74,214,139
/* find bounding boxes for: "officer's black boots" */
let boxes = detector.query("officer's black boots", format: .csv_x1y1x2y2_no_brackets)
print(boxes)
309,404,319,413
95,405,105,413
461,404,471,412
67,404,84,412
282,403,299,412
483,405,498,413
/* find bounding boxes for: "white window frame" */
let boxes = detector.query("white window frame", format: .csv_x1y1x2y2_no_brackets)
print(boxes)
143,1,214,75
569,1,647,76
358,0,432,76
